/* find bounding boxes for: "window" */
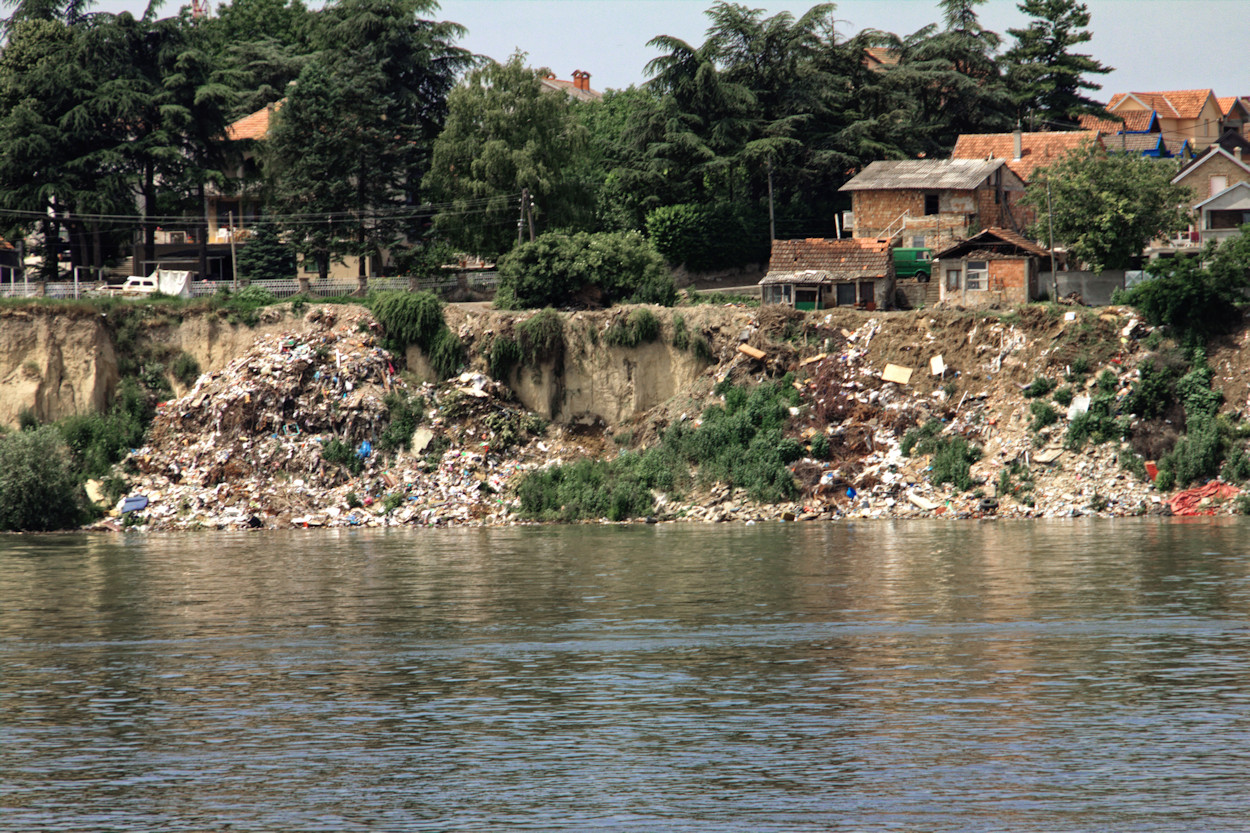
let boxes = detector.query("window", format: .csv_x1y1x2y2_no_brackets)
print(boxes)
835,282,856,306
924,193,940,215
1210,175,1227,197
912,235,926,248
946,269,960,292
965,260,988,291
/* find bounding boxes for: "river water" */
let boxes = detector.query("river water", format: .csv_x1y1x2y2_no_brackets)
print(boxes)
2,520,1249,831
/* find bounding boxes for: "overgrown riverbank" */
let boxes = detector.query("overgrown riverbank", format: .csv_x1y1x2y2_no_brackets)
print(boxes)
3,293,1250,531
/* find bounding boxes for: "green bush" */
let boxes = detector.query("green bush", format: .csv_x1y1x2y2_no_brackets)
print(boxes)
1065,391,1124,449
671,313,690,350
0,426,85,531
321,438,364,475
644,202,769,272
171,351,201,388
605,308,661,348
901,419,944,457
370,290,446,353
928,436,983,491
427,328,465,379
516,309,564,364
1023,375,1057,398
1029,400,1059,432
1052,386,1074,407
489,336,523,381
1159,415,1222,488
517,378,803,520
377,390,424,453
495,230,676,309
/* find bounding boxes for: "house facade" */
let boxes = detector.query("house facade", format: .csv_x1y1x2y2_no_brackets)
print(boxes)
1171,143,1250,246
760,238,894,310
1105,90,1226,153
935,228,1049,308
839,159,1028,251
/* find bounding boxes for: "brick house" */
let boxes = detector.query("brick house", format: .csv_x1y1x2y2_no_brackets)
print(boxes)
760,238,894,310
1171,143,1250,245
935,228,1049,308
838,159,1029,251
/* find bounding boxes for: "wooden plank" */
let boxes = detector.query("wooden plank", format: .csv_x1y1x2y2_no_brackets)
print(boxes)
737,343,766,360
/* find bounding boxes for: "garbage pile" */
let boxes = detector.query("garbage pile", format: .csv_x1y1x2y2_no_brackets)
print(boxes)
96,307,554,531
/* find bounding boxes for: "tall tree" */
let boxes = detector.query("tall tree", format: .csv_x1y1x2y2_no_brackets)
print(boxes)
423,52,589,260
265,0,470,290
1002,0,1113,130
1023,141,1192,270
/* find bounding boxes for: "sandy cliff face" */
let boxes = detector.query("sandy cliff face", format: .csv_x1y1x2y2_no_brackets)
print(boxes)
0,309,119,426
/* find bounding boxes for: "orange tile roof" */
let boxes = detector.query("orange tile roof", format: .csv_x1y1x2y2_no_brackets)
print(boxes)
1108,89,1215,120
766,238,891,280
1217,96,1250,117
1078,110,1156,133
225,102,280,141
950,131,1099,182
863,46,900,69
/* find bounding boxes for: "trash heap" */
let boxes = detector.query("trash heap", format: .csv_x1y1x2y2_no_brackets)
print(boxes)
102,307,554,531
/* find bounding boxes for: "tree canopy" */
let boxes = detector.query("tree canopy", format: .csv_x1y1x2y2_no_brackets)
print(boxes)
1002,0,1112,129
1023,141,1193,271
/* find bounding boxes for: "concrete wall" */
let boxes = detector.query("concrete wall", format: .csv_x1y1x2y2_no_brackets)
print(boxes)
1045,271,1126,306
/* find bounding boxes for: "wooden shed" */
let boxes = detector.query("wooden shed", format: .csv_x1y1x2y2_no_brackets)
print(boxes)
935,228,1050,307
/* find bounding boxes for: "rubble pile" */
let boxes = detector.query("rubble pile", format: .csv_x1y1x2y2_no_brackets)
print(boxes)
98,307,561,531
85,301,1246,530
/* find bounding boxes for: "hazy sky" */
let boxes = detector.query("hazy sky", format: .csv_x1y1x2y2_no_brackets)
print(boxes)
99,0,1248,100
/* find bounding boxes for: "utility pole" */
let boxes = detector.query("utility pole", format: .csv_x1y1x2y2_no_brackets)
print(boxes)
525,189,535,242
1046,180,1057,301
229,210,238,291
517,191,526,246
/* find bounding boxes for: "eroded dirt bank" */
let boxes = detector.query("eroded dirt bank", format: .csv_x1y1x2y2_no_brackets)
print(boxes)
1,300,1238,529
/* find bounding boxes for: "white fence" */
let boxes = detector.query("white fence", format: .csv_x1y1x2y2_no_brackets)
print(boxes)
0,271,497,301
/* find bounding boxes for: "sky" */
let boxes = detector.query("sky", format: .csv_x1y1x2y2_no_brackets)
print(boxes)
95,0,1249,101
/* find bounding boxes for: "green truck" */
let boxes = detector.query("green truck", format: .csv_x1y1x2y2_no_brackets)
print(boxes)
893,247,933,281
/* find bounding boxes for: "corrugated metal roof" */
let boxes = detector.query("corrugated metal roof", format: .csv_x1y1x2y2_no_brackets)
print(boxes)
839,159,1007,191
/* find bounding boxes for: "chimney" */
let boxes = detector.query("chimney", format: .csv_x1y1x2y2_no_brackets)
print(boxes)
1013,123,1023,161
572,70,589,92
1237,146,1244,163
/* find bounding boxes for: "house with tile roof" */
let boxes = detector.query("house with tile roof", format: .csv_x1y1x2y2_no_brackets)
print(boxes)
1105,89,1225,152
1172,143,1250,246
760,238,894,310
1218,96,1250,138
951,129,1101,183
934,227,1050,307
838,159,1029,251
539,70,602,102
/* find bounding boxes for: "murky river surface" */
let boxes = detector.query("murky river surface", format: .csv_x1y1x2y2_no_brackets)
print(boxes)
3,520,1250,831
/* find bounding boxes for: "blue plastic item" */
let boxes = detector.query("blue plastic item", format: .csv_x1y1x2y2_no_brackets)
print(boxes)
121,495,149,513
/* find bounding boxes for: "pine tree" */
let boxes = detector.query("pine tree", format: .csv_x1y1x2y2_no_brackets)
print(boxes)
1002,0,1113,129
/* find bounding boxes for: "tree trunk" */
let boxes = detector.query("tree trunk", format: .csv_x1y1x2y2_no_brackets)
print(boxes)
198,182,209,281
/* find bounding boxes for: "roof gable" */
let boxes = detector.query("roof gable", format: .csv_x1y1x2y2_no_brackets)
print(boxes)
839,158,1017,192
950,131,1099,181
225,102,280,141
1195,180,1250,211
935,227,1049,260
1078,110,1159,133
1109,89,1218,120
1173,145,1250,184
766,238,891,280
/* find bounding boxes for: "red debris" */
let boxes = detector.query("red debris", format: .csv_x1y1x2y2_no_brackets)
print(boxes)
1168,481,1240,516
